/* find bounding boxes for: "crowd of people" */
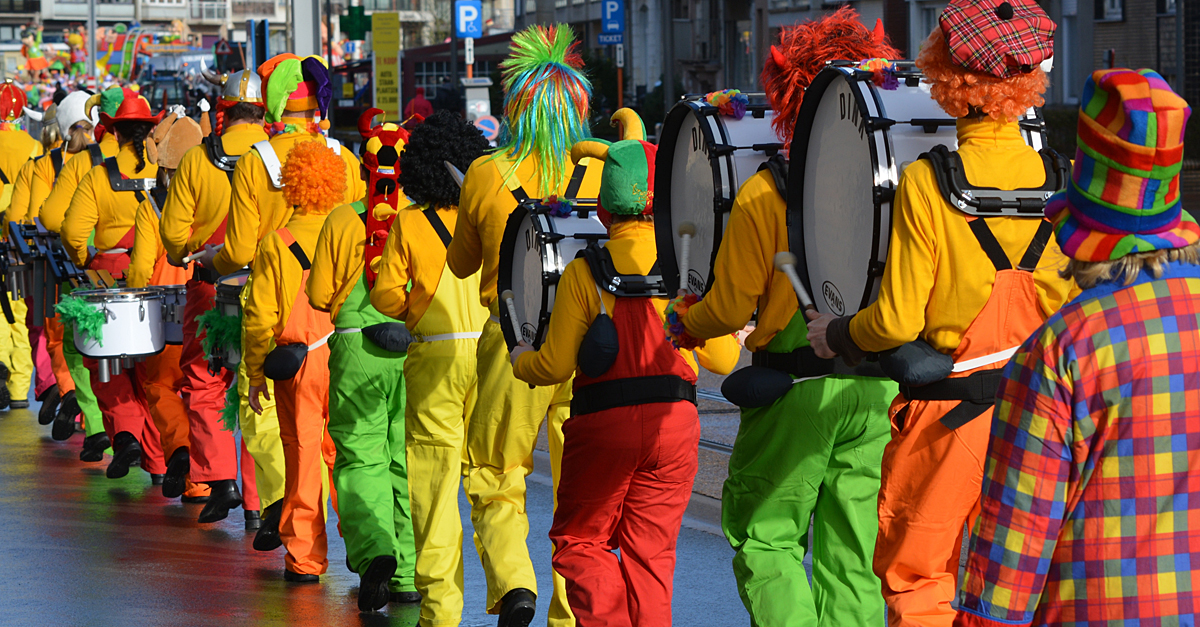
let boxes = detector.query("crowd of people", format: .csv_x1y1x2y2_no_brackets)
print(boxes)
0,0,1197,626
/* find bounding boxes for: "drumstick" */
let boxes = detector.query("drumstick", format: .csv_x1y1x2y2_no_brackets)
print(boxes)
182,243,224,264
773,252,816,310
499,290,524,344
677,222,696,293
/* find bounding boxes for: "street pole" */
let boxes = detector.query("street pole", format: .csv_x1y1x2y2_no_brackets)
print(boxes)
1177,0,1185,100
324,0,334,70
616,43,624,109
450,22,459,101
88,0,97,87
662,0,674,108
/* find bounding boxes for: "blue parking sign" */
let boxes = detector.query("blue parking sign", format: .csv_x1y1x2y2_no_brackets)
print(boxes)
455,0,483,38
602,0,624,34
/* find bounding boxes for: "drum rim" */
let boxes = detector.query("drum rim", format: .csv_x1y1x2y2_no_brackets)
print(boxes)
654,100,732,296
71,288,165,302
217,270,251,286
497,203,554,351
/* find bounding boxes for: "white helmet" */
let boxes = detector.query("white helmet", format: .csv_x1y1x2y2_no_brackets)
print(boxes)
55,91,99,138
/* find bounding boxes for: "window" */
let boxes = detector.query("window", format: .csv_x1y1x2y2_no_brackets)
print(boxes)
1158,0,1175,14
1095,0,1123,21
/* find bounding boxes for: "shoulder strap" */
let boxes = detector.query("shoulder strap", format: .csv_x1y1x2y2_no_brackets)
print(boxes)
325,137,342,155
563,160,587,199
103,156,155,204
1017,220,1054,272
204,134,239,184
422,208,453,248
580,243,668,298
276,227,311,270
147,193,162,219
50,148,64,177
0,168,8,186
253,140,283,189
86,143,104,167
151,184,168,210
966,219,1011,272
921,145,1064,217
756,153,788,199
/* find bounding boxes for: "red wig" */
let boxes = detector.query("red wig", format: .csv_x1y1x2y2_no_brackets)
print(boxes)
762,6,900,146
916,27,1048,121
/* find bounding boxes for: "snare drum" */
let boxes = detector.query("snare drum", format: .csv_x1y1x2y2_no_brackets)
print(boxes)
655,95,783,295
69,288,166,359
788,64,1047,316
158,284,186,345
213,271,250,368
497,201,608,351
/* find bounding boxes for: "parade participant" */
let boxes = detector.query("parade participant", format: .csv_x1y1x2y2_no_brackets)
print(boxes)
511,134,738,626
663,9,902,625
60,89,176,482
954,68,1200,627
194,56,363,549
805,2,1076,625
445,24,601,626
159,70,268,529
369,110,490,624
242,140,343,583
309,109,427,612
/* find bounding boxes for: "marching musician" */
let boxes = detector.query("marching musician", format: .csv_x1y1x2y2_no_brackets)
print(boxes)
306,110,422,612
39,86,125,463
8,91,97,434
0,79,43,413
444,25,601,626
61,89,184,485
806,2,1077,625
511,131,738,626
158,70,269,530
663,9,902,625
368,111,491,623
192,54,364,555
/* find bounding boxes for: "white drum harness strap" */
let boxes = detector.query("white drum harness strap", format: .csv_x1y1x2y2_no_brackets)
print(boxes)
252,137,343,189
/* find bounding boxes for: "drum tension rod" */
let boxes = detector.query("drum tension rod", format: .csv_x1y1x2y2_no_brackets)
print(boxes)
866,117,896,132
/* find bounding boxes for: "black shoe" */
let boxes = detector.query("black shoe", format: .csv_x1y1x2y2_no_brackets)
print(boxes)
244,510,261,531
106,432,142,479
10,399,28,409
37,385,60,425
79,432,110,462
150,474,164,486
389,590,422,605
253,499,283,551
283,569,319,583
161,447,190,499
497,588,536,627
357,555,397,612
198,480,243,523
51,391,80,440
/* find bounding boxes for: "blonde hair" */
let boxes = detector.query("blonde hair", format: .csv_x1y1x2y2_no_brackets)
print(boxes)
66,121,94,154
1064,243,1200,288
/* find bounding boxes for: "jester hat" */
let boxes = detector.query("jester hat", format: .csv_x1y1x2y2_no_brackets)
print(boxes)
1,79,28,122
571,109,653,225
258,53,332,125
358,107,412,284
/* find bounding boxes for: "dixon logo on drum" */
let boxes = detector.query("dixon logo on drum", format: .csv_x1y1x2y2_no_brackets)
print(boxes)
822,281,845,316
838,89,869,141
687,270,705,295
520,322,536,344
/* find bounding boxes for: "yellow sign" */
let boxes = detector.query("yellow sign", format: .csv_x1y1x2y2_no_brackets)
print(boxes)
372,12,401,117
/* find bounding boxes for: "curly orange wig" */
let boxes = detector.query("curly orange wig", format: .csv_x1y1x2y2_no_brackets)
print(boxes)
281,140,346,216
762,6,899,146
916,27,1048,121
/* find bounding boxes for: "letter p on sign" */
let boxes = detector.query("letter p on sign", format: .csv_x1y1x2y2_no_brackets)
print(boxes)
602,0,624,34
455,0,483,38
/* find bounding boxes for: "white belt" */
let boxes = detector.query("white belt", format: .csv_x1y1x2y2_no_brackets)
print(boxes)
417,331,482,343
335,327,361,334
306,331,334,351
100,248,129,255
952,346,1019,373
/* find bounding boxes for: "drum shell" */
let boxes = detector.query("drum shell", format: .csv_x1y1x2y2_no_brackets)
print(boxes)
215,271,248,319
70,289,166,359
159,285,187,345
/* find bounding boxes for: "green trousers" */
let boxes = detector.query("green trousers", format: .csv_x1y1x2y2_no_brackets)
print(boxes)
61,323,104,438
327,331,417,592
722,374,896,627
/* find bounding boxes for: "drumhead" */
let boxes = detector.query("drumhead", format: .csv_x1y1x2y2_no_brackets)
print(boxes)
497,203,607,351
655,98,781,295
215,271,250,303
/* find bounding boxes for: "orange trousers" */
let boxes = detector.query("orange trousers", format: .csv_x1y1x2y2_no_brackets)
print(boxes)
43,316,76,394
136,345,191,462
276,342,338,576
873,396,989,627
89,363,167,474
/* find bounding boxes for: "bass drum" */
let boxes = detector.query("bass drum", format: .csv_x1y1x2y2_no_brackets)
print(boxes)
655,96,783,295
788,64,1046,316
497,201,607,351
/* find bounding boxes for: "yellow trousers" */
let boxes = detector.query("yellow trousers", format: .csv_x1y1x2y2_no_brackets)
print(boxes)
466,319,574,626
406,338,478,627
238,277,286,508
0,298,34,402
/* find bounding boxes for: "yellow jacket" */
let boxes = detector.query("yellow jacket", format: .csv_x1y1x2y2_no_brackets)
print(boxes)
160,123,270,263
242,212,327,386
447,153,603,308
40,134,119,233
0,129,42,215
681,170,800,351
213,124,365,276
6,157,38,227
10,143,69,226
62,143,157,267
127,195,189,289
513,220,740,386
308,202,368,322
848,118,1077,354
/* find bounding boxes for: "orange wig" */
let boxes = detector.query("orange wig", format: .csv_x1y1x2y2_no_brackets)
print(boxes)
281,140,346,216
916,27,1048,121
762,6,900,146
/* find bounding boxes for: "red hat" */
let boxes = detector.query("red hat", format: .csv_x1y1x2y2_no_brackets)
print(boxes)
98,88,164,127
0,79,27,122
939,0,1055,79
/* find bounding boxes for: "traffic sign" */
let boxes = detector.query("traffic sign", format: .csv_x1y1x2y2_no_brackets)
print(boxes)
616,43,624,68
215,39,232,55
474,115,500,141
602,0,625,33
598,33,623,45
455,0,483,39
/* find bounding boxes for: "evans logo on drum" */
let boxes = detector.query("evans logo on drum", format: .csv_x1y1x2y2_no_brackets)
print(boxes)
687,270,706,294
822,282,845,316
521,322,537,344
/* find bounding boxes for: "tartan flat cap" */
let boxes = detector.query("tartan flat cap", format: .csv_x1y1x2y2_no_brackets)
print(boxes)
939,0,1055,78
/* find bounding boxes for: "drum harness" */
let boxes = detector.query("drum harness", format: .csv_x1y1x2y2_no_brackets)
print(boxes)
189,135,242,284
98,157,156,261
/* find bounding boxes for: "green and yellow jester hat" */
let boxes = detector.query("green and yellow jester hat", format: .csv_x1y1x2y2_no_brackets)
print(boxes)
570,109,653,227
257,53,333,131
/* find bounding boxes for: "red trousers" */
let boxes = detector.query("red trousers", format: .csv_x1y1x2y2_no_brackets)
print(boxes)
241,435,260,511
89,363,166,474
29,323,55,399
180,279,238,483
550,401,699,627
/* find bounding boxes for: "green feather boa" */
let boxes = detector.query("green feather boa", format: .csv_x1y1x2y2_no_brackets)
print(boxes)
221,384,239,433
56,296,106,346
197,307,242,357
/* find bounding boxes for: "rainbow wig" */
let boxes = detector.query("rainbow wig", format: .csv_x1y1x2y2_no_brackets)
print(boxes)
916,27,1047,121
494,24,592,196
